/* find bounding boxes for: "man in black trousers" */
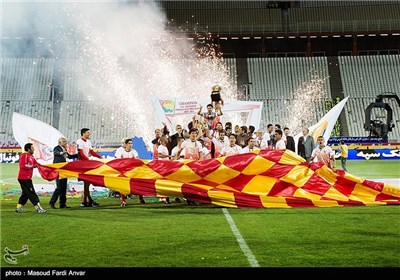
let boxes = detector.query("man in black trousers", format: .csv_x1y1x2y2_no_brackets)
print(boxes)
283,127,296,152
49,137,78,209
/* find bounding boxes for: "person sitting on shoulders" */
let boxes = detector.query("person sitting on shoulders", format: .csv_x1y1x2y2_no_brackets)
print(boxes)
210,85,224,108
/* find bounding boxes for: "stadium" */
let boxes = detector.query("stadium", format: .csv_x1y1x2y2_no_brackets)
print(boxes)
1,0,399,275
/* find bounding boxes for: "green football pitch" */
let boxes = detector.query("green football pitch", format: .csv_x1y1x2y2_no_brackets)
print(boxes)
1,161,399,271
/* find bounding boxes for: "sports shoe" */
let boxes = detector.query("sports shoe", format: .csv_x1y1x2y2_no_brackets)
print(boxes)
15,208,25,213
60,205,71,209
80,202,87,207
49,204,57,209
120,202,126,207
163,198,171,204
91,201,99,207
36,208,47,213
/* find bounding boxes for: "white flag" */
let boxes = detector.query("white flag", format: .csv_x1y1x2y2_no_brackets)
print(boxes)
12,112,65,165
294,97,349,151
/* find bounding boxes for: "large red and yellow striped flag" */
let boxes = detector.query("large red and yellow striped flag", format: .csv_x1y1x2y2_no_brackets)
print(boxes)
38,150,400,208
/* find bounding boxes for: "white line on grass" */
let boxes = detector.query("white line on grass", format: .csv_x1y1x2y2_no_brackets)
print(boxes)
222,208,260,267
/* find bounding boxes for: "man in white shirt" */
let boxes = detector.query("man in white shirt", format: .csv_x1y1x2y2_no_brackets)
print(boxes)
274,129,286,150
211,129,229,157
310,136,336,170
180,128,204,160
220,134,242,156
171,137,185,160
114,138,128,158
76,128,102,207
241,138,260,154
115,138,144,206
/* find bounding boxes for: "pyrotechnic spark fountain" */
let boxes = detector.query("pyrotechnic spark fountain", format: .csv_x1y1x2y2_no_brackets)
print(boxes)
283,72,328,135
53,1,239,147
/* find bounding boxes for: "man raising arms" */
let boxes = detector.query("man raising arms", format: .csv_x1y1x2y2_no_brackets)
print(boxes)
310,136,336,170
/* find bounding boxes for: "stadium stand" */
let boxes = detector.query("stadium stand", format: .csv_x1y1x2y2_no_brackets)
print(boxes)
1,1,400,145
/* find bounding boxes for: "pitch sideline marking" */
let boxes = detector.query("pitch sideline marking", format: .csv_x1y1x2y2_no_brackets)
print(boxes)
222,208,260,267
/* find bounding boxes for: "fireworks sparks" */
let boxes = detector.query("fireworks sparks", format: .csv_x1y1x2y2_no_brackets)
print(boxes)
284,72,328,135
53,2,238,146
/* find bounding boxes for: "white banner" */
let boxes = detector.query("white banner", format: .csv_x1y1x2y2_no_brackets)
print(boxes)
151,96,264,132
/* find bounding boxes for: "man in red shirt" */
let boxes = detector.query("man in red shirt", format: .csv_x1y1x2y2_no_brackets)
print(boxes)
16,143,47,213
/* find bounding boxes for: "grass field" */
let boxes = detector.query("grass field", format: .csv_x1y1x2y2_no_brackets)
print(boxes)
1,161,399,273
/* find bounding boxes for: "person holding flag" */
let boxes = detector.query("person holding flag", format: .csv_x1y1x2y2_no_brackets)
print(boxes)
76,128,102,207
309,136,336,170
15,143,47,213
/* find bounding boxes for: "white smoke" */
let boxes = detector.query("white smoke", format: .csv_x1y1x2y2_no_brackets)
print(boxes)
2,0,239,147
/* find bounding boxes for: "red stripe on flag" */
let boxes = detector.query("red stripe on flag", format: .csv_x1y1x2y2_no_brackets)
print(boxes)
190,179,220,188
186,158,221,177
146,160,184,177
333,175,357,197
181,183,212,204
285,197,316,208
222,153,257,172
337,200,365,206
258,149,286,162
260,163,294,178
107,158,145,173
129,178,157,196
78,174,106,187
37,164,59,181
62,160,104,173
375,193,400,202
384,201,400,205
362,179,384,192
268,180,298,197
234,192,263,208
223,173,255,192
302,173,332,196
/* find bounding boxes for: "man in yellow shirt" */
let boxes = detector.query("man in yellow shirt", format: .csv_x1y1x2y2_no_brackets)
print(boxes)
338,140,348,171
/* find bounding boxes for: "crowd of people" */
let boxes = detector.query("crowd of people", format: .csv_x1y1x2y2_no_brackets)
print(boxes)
150,108,308,162
15,88,346,213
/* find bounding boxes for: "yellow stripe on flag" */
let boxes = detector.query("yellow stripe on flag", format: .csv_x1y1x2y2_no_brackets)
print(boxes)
85,164,120,177
242,175,277,195
349,183,381,202
104,176,131,194
279,150,305,165
208,190,237,208
293,188,323,201
323,187,350,201
315,165,337,185
205,165,241,184
280,165,312,187
312,199,340,207
58,170,80,180
241,155,275,175
165,165,202,182
260,196,291,208
382,183,400,198
124,165,163,180
155,179,184,198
